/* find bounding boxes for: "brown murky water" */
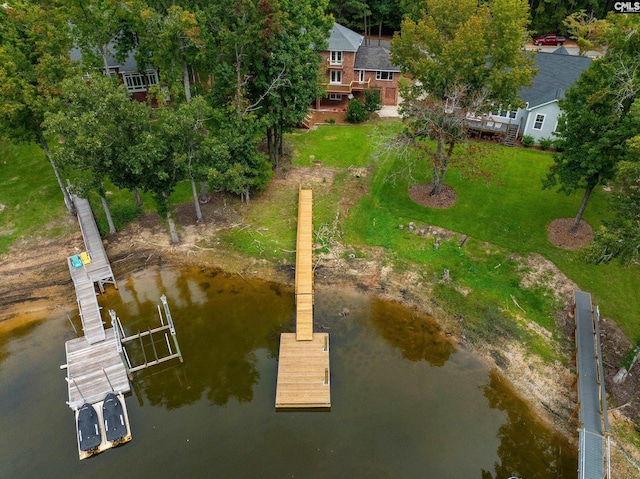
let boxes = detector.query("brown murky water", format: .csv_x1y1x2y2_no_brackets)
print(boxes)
0,265,576,478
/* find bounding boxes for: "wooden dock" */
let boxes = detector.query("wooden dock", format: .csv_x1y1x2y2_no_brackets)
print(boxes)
295,188,314,341
68,256,105,344
275,188,331,408
75,394,132,460
64,328,131,410
574,291,610,479
72,195,117,292
275,333,330,408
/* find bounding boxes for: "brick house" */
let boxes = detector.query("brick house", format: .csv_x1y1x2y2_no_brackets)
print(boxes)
316,23,401,111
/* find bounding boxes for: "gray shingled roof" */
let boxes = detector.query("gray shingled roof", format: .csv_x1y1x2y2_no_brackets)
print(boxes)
354,41,401,72
520,48,592,108
328,23,363,52
70,44,144,72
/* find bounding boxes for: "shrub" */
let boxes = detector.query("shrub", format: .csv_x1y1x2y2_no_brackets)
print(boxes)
345,98,367,123
521,135,535,147
325,118,336,124
538,137,553,150
96,201,141,236
364,89,382,114
553,137,566,152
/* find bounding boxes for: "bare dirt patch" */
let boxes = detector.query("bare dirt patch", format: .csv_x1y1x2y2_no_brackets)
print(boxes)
409,184,457,208
547,217,593,250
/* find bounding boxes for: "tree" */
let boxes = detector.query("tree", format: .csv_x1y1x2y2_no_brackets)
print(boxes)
586,159,640,266
562,9,608,56
543,14,640,232
327,0,369,31
136,2,203,104
154,98,229,223
247,0,332,165
44,74,151,235
207,108,272,204
62,0,137,75
0,1,80,213
390,0,535,196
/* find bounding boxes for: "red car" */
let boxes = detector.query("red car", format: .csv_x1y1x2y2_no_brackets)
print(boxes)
533,34,566,46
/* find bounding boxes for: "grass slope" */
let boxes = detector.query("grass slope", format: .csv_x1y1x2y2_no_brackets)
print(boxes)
0,143,70,253
288,123,639,343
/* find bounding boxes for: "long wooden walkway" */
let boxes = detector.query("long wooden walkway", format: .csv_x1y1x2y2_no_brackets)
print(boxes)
574,290,610,479
67,196,118,344
72,195,117,292
295,188,314,340
275,188,331,408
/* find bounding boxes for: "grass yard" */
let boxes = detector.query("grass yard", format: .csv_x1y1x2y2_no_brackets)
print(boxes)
0,143,71,253
288,123,640,344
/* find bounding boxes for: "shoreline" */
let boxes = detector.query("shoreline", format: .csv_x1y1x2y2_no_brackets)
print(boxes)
1,200,639,475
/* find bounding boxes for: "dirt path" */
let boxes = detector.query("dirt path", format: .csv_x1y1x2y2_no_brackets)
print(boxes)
1,169,638,475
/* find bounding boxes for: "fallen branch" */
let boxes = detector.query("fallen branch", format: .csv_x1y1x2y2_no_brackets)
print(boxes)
112,253,135,264
510,294,526,314
608,401,631,412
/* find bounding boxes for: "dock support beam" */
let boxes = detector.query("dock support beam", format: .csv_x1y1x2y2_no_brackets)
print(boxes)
161,294,184,363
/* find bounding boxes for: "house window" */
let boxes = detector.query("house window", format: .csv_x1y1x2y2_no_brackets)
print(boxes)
330,51,343,65
357,70,365,83
122,70,159,93
328,93,342,101
508,110,517,119
376,71,393,81
330,70,342,84
533,113,545,130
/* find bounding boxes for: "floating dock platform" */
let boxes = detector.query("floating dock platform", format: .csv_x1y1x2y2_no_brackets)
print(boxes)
75,394,132,460
275,333,330,408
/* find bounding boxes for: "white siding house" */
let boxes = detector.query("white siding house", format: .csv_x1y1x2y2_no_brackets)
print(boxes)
517,47,592,142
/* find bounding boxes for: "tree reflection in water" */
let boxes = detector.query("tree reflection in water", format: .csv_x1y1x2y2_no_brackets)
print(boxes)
114,266,293,409
369,298,455,366
481,370,577,479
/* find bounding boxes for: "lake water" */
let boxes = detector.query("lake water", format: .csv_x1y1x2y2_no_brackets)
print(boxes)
0,265,576,478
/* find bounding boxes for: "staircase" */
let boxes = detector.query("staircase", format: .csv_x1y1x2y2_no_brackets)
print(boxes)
504,123,519,146
301,112,314,129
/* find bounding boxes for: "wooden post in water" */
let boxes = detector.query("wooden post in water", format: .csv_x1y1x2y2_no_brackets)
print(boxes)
161,295,183,363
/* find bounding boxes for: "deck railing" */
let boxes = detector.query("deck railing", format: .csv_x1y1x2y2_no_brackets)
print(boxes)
323,79,371,94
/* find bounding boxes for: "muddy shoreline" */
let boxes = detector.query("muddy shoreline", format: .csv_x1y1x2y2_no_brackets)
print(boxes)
1,203,639,475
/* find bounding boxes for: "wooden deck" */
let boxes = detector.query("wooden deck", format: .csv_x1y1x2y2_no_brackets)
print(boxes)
72,195,117,291
275,333,330,408
76,394,132,460
276,188,331,408
68,257,106,343
65,328,131,411
295,188,314,340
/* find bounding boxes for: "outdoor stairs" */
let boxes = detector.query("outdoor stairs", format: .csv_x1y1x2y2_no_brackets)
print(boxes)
301,112,313,129
504,124,518,146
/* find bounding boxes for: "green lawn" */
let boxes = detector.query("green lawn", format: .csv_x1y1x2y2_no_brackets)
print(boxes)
0,142,70,253
288,124,640,343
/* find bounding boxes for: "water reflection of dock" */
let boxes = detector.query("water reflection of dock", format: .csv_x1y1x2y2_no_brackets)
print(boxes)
275,187,331,408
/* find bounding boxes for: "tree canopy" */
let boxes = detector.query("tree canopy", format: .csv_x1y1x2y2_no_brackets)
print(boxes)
543,13,640,231
0,1,80,212
389,0,535,195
